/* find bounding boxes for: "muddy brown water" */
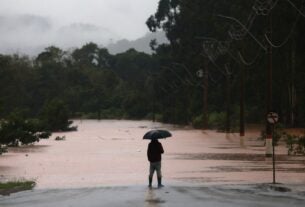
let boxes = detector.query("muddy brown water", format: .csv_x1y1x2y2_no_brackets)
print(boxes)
0,120,304,189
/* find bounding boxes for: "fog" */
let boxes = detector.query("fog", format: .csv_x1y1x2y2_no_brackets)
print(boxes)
0,0,160,56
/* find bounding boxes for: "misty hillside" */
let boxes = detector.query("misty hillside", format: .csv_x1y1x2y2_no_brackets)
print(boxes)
107,31,168,54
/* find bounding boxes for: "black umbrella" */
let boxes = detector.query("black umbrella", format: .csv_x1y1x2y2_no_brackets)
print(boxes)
143,129,172,140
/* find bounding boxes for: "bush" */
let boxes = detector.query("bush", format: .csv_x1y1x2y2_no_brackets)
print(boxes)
192,114,204,129
0,180,36,196
208,112,226,131
285,134,305,155
100,108,125,119
144,113,163,122
40,99,74,131
0,111,51,145
0,145,8,154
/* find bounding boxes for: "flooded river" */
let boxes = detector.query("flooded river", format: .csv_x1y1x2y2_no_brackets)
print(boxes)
1,120,305,189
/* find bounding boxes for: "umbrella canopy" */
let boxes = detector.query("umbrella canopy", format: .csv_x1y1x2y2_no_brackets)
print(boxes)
143,129,172,140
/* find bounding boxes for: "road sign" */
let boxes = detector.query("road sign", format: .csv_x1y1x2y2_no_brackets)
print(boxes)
267,112,279,124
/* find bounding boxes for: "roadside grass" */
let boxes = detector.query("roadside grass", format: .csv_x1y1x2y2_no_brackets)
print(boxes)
0,180,36,196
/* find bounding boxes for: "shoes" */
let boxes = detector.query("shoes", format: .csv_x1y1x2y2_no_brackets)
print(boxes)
148,176,164,188
148,177,152,188
157,177,164,188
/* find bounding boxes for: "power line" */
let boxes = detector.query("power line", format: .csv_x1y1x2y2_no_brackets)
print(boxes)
238,49,263,66
286,0,305,18
218,14,268,51
253,0,280,15
264,11,301,48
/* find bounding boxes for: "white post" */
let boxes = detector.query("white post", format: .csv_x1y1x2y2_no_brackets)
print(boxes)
265,135,273,157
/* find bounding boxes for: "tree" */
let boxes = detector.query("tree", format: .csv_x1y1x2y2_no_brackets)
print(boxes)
0,54,35,117
0,110,51,146
40,99,74,131
35,46,66,66
72,42,100,68
147,0,305,129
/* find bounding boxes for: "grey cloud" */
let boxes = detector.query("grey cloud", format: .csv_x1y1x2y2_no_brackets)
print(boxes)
54,23,120,49
57,23,120,41
58,23,100,33
0,14,53,55
0,0,160,56
0,14,52,33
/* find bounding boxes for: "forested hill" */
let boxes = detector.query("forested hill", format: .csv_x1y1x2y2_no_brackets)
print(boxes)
107,31,168,54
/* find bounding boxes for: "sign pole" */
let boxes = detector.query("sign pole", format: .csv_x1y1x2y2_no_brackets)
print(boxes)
272,123,276,184
266,112,278,184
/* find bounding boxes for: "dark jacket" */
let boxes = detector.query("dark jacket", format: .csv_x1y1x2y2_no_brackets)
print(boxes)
147,140,164,162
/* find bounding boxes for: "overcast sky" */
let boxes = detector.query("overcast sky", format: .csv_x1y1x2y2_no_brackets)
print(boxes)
0,0,159,55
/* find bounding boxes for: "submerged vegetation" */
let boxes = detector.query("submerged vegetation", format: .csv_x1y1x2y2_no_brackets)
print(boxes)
0,110,51,146
285,134,305,155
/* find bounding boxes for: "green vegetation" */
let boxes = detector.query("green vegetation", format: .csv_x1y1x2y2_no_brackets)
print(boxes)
285,134,305,155
1,1,305,148
147,0,305,130
0,45,155,124
40,99,74,131
0,111,51,146
0,180,35,196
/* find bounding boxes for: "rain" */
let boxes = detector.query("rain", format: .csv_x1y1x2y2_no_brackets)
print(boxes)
1,0,305,206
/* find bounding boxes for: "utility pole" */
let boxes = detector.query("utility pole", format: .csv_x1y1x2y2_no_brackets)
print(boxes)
265,10,273,157
240,66,245,146
203,60,209,129
225,68,231,135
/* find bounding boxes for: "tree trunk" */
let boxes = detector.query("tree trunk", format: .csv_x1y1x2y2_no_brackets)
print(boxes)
225,73,231,133
202,60,209,129
240,66,245,137
289,39,296,127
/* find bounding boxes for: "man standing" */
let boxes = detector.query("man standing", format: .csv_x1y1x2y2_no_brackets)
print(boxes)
147,139,164,188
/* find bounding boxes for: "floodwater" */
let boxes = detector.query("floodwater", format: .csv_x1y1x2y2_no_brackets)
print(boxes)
1,120,305,189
